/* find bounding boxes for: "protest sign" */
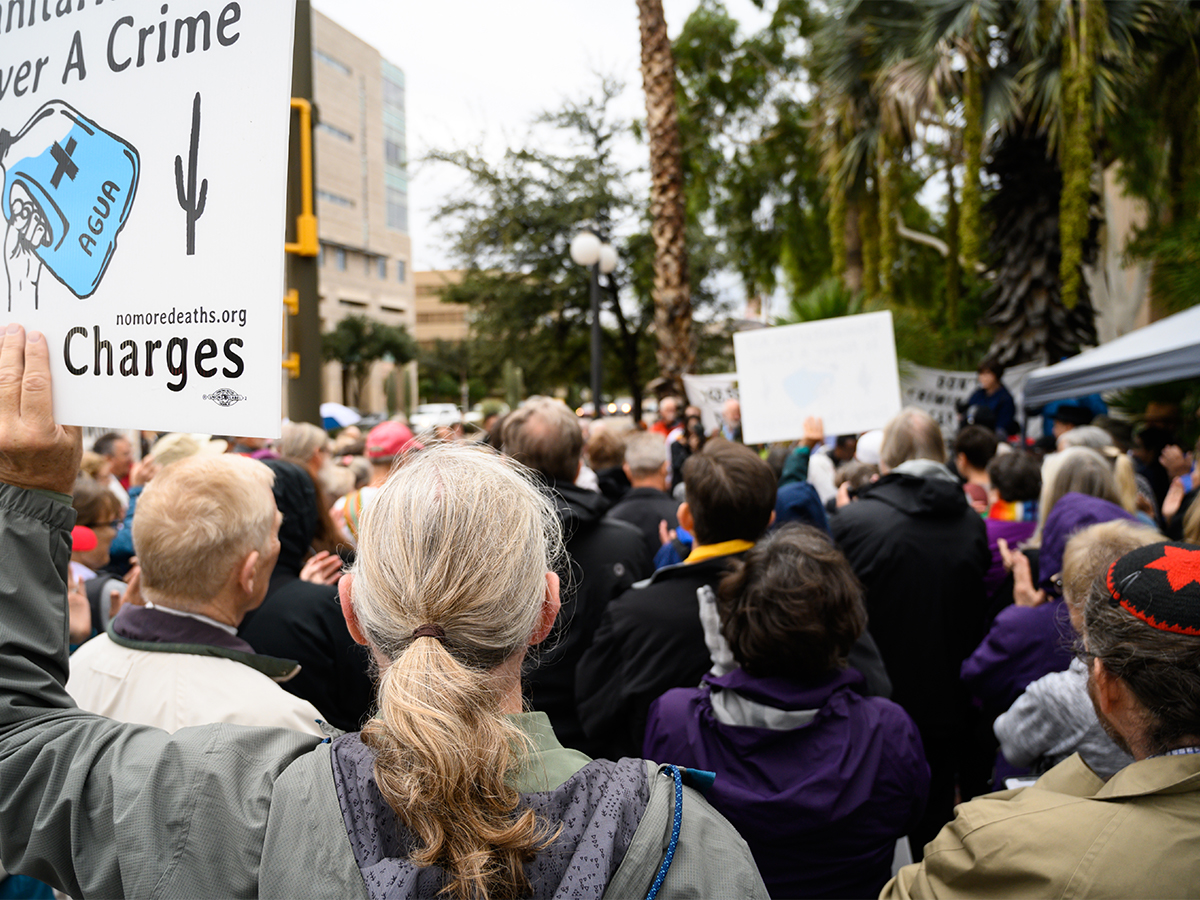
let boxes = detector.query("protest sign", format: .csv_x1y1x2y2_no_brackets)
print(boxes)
0,0,296,435
733,311,902,444
900,360,1041,442
682,372,737,436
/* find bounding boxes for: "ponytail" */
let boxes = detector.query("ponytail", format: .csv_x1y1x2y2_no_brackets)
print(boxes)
362,636,555,899
349,443,567,900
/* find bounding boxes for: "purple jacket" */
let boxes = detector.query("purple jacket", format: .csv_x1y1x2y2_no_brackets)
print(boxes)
962,493,1137,709
644,667,928,899
984,519,1036,596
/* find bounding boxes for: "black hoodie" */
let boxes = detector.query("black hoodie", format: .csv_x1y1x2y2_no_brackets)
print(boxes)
525,477,650,757
238,460,374,732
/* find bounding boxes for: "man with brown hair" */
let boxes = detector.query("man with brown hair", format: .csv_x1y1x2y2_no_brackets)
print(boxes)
578,440,890,760
887,539,1200,898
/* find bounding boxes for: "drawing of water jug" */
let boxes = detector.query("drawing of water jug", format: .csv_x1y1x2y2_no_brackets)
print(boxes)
0,101,139,299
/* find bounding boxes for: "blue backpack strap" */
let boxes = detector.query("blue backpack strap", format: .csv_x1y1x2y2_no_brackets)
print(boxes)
644,764,684,900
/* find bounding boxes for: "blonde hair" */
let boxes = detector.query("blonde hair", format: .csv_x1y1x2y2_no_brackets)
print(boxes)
133,455,276,607
1185,501,1200,544
79,450,108,481
351,443,564,899
879,407,945,471
279,421,329,462
1061,519,1163,611
1029,447,1123,547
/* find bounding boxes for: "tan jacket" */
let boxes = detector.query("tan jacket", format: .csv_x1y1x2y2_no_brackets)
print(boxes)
884,752,1200,899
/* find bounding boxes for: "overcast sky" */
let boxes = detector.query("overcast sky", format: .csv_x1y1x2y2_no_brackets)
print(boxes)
310,1,773,272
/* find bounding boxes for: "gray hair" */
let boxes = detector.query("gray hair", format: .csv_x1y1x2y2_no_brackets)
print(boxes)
879,407,946,471
1083,545,1200,754
623,430,668,479
279,421,329,462
351,442,565,667
1058,425,1114,452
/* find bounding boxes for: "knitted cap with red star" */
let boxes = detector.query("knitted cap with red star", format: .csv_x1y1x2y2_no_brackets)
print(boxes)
1107,541,1200,635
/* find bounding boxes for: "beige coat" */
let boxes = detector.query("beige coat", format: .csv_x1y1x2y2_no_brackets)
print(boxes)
68,633,325,736
884,752,1200,898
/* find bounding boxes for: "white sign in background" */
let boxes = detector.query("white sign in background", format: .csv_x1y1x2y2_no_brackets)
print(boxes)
681,372,738,437
900,360,1042,442
733,311,903,445
0,0,296,436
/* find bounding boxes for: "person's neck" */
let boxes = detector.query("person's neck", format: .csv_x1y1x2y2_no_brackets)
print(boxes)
144,590,244,629
965,469,989,487
629,477,666,492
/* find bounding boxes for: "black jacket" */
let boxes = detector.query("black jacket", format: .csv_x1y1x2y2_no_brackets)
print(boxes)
576,553,892,762
526,478,650,757
238,460,374,733
606,487,680,562
830,470,990,735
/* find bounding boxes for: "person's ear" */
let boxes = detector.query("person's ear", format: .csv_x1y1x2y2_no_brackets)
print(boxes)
238,550,260,597
531,572,561,645
768,510,776,528
1091,657,1120,716
677,501,694,534
623,462,634,481
339,573,369,646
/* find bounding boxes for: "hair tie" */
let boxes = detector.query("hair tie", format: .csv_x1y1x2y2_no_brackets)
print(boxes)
412,624,446,641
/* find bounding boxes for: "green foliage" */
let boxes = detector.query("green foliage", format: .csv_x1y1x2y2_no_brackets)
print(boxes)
674,0,831,301
776,277,864,324
321,315,416,410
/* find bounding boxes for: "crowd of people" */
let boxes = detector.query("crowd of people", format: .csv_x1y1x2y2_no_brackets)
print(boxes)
1,327,1200,899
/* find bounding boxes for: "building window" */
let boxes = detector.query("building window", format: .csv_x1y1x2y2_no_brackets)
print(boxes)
382,76,405,111
387,187,408,232
381,304,406,314
339,298,367,308
318,190,354,209
396,259,406,282
384,139,405,169
378,258,387,279
317,122,353,142
318,244,325,267
314,50,351,76
335,248,346,271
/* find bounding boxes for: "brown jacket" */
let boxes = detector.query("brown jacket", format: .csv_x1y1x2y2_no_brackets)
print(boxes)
884,752,1200,898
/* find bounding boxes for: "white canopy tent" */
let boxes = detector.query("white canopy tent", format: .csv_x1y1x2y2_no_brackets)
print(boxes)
1022,305,1200,410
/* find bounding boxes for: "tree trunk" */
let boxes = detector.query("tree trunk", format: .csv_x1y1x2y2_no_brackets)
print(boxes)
637,0,693,395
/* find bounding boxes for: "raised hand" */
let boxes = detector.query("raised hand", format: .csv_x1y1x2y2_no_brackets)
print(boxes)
0,323,82,493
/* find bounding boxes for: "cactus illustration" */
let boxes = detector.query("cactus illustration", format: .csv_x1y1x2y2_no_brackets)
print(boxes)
175,92,208,256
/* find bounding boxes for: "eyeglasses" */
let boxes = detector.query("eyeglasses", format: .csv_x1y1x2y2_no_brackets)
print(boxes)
1050,573,1064,593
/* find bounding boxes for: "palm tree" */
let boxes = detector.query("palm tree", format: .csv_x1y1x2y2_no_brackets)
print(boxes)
872,0,1166,363
636,0,693,393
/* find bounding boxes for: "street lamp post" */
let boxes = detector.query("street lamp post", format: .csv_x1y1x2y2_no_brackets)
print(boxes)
570,231,617,418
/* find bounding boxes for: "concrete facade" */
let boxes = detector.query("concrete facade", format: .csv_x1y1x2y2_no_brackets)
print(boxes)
413,270,470,347
312,10,414,413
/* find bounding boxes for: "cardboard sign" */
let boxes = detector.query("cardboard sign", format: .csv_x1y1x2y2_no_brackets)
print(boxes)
0,0,296,436
733,312,902,444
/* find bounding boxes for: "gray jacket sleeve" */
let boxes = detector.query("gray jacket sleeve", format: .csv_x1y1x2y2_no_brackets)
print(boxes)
0,483,327,899
603,762,768,900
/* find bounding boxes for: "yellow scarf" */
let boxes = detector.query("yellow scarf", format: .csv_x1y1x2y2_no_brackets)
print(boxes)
686,539,755,564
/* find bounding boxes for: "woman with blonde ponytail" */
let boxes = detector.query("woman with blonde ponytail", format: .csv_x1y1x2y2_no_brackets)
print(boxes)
0,428,768,900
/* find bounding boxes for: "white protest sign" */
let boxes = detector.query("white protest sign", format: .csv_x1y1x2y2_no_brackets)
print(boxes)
682,372,737,436
733,311,902,444
0,0,296,436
